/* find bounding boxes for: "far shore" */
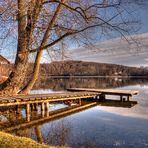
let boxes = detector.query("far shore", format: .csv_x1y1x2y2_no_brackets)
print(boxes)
39,75,148,78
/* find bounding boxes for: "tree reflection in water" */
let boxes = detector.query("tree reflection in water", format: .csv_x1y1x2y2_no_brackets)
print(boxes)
0,77,147,147
43,119,71,146
33,77,148,91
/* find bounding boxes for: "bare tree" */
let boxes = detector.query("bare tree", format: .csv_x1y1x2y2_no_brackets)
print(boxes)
0,0,144,95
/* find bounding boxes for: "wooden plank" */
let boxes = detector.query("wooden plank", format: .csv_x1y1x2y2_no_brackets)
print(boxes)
67,88,139,96
0,92,98,107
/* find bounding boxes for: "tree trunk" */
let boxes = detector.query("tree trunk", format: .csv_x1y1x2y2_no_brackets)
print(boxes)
0,0,65,95
21,0,65,94
21,50,43,94
0,50,29,96
0,0,29,96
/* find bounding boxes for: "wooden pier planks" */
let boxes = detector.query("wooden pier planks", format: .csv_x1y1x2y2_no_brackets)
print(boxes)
67,88,139,96
0,92,98,107
0,87,139,107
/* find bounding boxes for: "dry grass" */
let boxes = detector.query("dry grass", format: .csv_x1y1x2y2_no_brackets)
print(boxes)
0,131,67,148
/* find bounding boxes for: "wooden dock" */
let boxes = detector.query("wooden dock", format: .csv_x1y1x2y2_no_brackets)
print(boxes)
0,92,98,107
0,87,139,108
0,87,139,116
2,99,137,133
67,88,139,101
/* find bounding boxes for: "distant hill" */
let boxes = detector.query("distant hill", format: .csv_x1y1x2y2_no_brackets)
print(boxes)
38,60,148,77
1,60,148,79
1,60,147,89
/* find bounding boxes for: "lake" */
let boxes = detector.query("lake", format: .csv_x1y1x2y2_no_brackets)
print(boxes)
0,77,148,148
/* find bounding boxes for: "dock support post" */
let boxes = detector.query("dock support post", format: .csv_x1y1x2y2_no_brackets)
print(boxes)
26,104,30,114
16,105,21,114
41,102,45,111
127,96,131,102
99,94,105,101
79,99,82,105
30,104,34,111
120,96,123,102
45,110,49,117
26,104,30,122
45,102,48,111
34,103,38,111
41,102,45,117
30,103,38,111
16,105,22,120
45,102,49,116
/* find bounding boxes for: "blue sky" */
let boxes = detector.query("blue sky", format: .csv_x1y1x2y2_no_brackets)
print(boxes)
0,1,148,65
138,5,148,33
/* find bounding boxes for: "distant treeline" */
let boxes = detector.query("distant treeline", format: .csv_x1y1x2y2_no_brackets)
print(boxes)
38,61,148,77
1,60,148,78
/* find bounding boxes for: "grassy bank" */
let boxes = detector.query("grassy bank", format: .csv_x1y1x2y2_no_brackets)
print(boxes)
0,131,64,148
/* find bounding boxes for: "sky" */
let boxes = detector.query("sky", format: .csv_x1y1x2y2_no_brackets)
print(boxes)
67,32,148,67
0,1,148,66
63,3,148,67
42,2,148,66
138,5,148,33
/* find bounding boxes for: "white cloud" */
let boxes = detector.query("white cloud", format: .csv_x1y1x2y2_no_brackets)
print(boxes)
68,32,148,67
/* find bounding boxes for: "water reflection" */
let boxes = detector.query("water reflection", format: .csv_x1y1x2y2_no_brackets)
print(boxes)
0,100,137,130
97,84,148,120
0,78,148,147
0,98,138,146
44,120,71,146
33,77,148,90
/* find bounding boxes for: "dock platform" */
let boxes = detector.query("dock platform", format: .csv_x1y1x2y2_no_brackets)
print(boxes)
0,88,139,115
1,100,137,133
0,92,98,107
67,88,139,101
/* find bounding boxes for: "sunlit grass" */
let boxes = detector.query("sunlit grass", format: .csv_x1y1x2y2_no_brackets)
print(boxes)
0,131,67,148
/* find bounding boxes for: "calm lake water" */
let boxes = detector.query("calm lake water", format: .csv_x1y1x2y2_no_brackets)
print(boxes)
0,77,148,148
